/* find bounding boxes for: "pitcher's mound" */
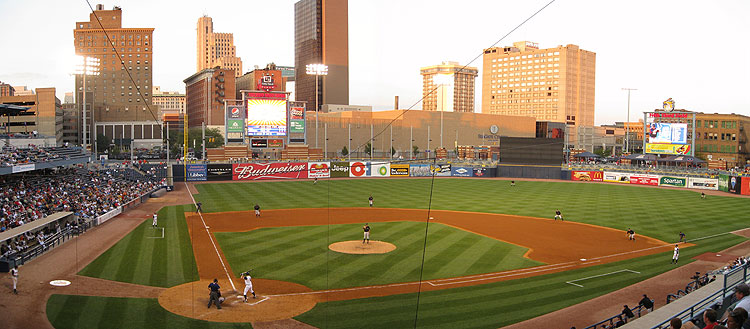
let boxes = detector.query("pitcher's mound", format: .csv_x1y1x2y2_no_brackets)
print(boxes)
329,241,396,254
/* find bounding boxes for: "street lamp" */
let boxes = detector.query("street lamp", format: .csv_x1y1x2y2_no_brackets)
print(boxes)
306,64,328,148
75,56,100,153
622,88,637,154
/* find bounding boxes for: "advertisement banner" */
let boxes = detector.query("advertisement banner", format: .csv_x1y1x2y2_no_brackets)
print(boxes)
233,162,308,180
659,176,687,187
410,164,431,177
186,164,207,181
645,143,691,155
330,162,350,178
604,172,631,183
729,176,741,194
430,164,451,177
390,164,409,176
268,139,284,148
227,119,244,133
349,161,369,177
630,174,659,186
370,162,390,177
718,174,730,192
251,139,268,148
290,120,305,133
688,177,719,190
451,166,473,177
308,162,330,178
472,167,487,177
571,171,603,182
207,164,233,181
740,177,750,195
12,164,35,173
226,105,246,143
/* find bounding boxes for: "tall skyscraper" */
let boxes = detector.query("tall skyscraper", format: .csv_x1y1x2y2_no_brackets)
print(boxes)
482,41,596,127
420,61,478,113
197,16,243,77
294,0,349,112
74,4,160,147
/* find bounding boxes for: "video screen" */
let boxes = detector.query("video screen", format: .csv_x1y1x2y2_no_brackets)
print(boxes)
246,99,287,136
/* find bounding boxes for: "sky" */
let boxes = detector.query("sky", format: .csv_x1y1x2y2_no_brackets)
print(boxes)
0,0,748,125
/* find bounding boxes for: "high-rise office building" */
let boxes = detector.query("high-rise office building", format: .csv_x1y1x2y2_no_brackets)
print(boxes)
0,81,14,97
294,0,348,112
482,41,595,127
74,4,161,147
197,16,243,77
183,67,236,129
420,61,478,113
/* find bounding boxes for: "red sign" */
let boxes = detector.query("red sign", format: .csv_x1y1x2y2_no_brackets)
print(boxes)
571,171,603,182
350,162,367,177
268,139,284,148
630,175,659,186
649,113,688,118
742,177,750,196
243,92,286,100
290,107,304,120
233,163,308,180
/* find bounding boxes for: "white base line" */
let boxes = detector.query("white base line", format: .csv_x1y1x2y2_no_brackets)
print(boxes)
428,264,577,286
185,182,237,292
246,296,269,305
566,269,641,288
147,227,164,239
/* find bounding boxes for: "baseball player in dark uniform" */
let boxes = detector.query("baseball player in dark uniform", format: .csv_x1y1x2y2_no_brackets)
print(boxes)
679,232,686,243
196,202,202,213
554,210,563,221
207,278,223,309
254,204,260,218
368,195,373,207
627,228,635,241
363,223,371,244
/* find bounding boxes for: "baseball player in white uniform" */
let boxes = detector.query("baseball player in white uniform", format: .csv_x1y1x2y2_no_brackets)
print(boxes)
242,271,256,301
152,213,158,227
671,245,679,264
10,265,18,294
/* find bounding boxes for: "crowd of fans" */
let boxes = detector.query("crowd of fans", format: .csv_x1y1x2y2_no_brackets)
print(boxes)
0,166,164,234
0,145,66,167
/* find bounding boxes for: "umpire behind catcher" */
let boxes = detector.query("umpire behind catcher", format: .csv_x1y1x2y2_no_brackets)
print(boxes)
208,278,223,309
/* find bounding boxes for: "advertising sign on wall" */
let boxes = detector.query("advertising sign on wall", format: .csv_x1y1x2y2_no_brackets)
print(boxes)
268,139,284,148
740,177,750,195
472,167,487,177
390,164,409,176
12,164,35,173
226,105,246,143
659,176,687,187
246,99,287,136
330,162,350,178
308,162,330,178
451,166,473,177
688,177,719,190
233,163,307,180
430,164,451,177
251,139,268,148
729,176,741,194
370,162,390,177
186,164,207,181
718,174,729,192
290,120,305,134
647,123,688,144
571,171,603,182
207,164,233,181
604,172,631,183
349,161,369,177
630,174,659,186
645,143,691,155
410,164,431,177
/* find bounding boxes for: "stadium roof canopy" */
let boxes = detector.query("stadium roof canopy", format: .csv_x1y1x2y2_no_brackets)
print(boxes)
0,104,31,116
659,155,705,163
573,151,601,158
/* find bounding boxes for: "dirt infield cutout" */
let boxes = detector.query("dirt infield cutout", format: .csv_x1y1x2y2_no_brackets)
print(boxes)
329,240,397,254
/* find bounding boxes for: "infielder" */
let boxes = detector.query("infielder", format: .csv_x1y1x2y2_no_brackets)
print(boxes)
241,271,256,301
10,265,18,294
363,223,371,244
368,195,373,207
679,232,686,243
254,204,261,218
554,210,563,221
672,245,680,264
152,213,158,227
627,228,636,241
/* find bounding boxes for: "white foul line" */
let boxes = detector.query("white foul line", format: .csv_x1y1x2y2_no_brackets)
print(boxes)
147,227,164,239
246,296,270,305
565,269,641,288
429,264,577,286
185,182,237,291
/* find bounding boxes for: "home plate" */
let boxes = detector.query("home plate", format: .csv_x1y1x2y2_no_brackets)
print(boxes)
429,217,434,220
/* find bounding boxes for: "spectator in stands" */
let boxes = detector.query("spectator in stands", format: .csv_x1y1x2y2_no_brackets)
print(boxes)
639,294,654,313
622,305,635,320
614,315,626,327
734,284,750,313
726,308,747,329
670,317,683,329
702,309,719,329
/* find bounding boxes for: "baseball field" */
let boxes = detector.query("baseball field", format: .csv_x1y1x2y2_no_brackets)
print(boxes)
45,178,749,328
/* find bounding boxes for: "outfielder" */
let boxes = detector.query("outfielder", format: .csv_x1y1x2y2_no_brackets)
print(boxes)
368,195,373,207
10,265,18,294
241,271,256,301
554,210,563,221
363,223,371,244
254,204,261,218
672,245,680,264
152,213,158,227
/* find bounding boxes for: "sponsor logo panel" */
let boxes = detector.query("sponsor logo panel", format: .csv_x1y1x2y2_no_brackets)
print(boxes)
645,143,691,155
206,164,233,181
630,174,659,186
370,162,390,177
330,162,350,178
390,164,409,176
349,161,369,177
571,171,603,182
687,177,719,190
308,162,331,178
12,164,35,173
604,172,631,183
472,167,486,177
186,164,207,181
451,166,473,177
430,164,451,177
233,163,308,180
659,176,687,187
729,176,741,194
718,174,729,192
410,164,431,177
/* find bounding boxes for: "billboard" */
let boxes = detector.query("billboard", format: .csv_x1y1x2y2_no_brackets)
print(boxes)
186,164,207,181
659,176,687,187
430,164,451,177
370,162,390,177
246,99,287,136
687,177,718,190
349,161,369,177
251,139,268,148
729,176,741,194
645,143,691,155
571,171,603,182
308,162,330,178
268,139,284,148
630,174,659,186
206,164,233,181
330,162,350,178
233,163,307,180
451,166,473,177
647,122,688,144
718,174,729,192
473,167,487,177
604,172,631,183
226,105,245,143
410,164,431,177
289,105,305,134
741,177,750,195
390,164,409,176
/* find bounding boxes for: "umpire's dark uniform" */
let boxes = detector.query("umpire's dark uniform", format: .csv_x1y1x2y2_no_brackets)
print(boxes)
208,280,221,309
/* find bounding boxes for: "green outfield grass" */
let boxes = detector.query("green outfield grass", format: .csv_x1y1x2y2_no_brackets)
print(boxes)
77,204,199,287
47,295,252,329
215,221,543,290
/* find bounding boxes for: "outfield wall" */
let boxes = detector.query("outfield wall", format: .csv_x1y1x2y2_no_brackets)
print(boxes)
569,169,750,195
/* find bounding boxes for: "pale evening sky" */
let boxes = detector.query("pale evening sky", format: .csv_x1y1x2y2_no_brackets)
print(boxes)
0,0,748,125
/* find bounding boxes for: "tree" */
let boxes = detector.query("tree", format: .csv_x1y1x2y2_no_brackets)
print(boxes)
341,146,349,156
412,145,419,158
365,142,372,156
96,134,111,155
391,146,396,157
167,127,224,159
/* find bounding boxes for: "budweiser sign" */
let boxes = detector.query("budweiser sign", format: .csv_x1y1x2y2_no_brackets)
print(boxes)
233,163,308,180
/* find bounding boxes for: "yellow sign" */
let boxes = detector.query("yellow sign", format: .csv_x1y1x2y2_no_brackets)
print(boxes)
645,143,690,155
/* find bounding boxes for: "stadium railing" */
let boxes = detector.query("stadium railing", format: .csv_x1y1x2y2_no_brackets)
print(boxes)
584,303,652,329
